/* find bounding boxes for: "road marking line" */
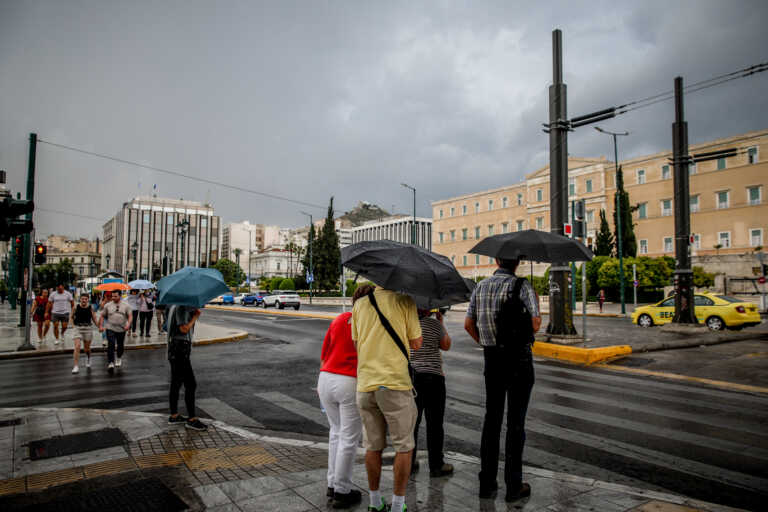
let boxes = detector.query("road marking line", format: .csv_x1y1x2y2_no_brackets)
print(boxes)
207,305,336,320
254,391,328,427
197,398,264,428
594,364,768,395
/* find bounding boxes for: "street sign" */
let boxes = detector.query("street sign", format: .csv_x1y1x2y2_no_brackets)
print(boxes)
759,276,766,285
633,280,639,287
306,272,314,284
563,223,572,237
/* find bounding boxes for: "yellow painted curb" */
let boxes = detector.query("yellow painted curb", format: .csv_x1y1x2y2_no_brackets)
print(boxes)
206,304,337,320
593,363,768,394
532,341,632,365
195,332,249,346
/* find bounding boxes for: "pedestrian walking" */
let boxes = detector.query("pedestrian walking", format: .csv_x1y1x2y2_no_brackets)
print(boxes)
98,290,132,373
351,285,422,512
138,291,154,337
0,283,7,304
317,285,371,509
154,291,166,333
166,305,206,431
598,289,606,313
125,289,140,337
48,284,74,345
411,308,453,478
30,288,51,343
464,258,541,502
99,292,110,347
71,294,99,374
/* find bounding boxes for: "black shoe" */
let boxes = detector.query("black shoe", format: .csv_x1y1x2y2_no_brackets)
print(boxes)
332,489,362,509
185,418,208,431
411,460,419,475
478,481,498,499
429,463,454,478
505,483,531,502
168,415,188,425
327,487,334,498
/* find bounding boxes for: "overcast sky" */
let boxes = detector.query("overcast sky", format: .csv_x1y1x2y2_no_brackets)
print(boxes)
2,0,767,239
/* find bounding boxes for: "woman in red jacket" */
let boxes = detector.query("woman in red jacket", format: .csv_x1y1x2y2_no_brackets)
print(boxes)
317,284,373,509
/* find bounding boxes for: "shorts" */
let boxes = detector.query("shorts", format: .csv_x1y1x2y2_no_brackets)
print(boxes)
356,388,417,453
74,326,93,342
51,313,69,323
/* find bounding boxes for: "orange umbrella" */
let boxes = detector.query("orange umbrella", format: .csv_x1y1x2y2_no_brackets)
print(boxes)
95,282,131,292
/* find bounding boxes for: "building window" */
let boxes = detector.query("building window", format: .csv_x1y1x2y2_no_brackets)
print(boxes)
663,237,673,253
586,210,594,224
450,207,455,217
748,146,758,164
462,204,467,215
517,220,524,231
488,199,494,211
439,209,443,219
439,232,444,243
536,217,543,230
717,191,729,209
536,189,543,202
463,255,467,266
489,257,494,264
143,213,150,223
748,186,762,205
661,199,672,217
475,254,480,265
639,239,648,255
750,228,763,247
717,157,726,170
692,234,701,249
488,225,494,236
585,179,593,193
689,163,696,175
690,195,699,213
462,228,467,240
718,232,731,248
638,203,647,219
450,230,455,241
636,169,646,185
451,255,455,264
569,178,576,196
475,226,480,239
502,222,508,233
502,197,508,208
662,165,671,180
276,262,281,270
475,202,480,213
517,193,523,206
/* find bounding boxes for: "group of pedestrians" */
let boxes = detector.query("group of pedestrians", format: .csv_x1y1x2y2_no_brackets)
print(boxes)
318,256,541,510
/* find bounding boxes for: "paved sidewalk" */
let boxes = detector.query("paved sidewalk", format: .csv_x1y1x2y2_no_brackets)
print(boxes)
0,304,248,359
0,407,745,511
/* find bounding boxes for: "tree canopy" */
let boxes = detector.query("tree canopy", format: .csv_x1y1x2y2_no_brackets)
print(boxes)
613,166,637,258
594,209,614,256
213,258,246,287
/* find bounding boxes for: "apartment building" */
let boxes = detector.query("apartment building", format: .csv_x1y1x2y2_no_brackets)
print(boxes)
432,129,767,277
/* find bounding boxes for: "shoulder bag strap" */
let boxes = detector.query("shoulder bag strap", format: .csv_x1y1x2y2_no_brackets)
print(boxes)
368,292,409,362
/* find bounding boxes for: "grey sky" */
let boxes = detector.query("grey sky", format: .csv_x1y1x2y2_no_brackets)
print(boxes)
1,0,767,239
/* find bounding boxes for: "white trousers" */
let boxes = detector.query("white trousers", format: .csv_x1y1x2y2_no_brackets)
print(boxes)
317,371,362,494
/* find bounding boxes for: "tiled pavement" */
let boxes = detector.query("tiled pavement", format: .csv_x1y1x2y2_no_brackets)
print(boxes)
0,407,746,511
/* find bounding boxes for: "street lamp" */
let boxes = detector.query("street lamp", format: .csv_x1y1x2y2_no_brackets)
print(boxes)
130,241,138,281
300,211,314,305
176,218,190,269
595,126,630,315
401,183,416,245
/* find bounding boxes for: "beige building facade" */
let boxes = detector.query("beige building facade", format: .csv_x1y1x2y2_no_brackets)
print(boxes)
432,129,767,277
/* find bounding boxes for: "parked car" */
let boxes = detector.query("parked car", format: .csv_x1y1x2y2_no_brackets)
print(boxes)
221,293,235,305
233,293,248,305
631,291,761,331
262,290,301,310
243,291,269,306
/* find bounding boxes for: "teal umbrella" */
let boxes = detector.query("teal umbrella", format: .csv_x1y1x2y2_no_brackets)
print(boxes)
156,266,231,307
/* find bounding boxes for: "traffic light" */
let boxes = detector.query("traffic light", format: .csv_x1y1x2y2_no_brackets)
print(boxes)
0,197,34,241
14,236,23,267
573,199,586,238
34,243,46,264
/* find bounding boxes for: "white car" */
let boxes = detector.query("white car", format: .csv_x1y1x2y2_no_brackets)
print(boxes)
262,290,301,310
233,293,248,305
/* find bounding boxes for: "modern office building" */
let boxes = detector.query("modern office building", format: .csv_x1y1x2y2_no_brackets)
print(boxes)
432,129,767,277
221,221,264,275
350,215,432,250
102,196,221,281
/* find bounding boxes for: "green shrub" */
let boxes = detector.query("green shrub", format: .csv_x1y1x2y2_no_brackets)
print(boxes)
278,278,295,290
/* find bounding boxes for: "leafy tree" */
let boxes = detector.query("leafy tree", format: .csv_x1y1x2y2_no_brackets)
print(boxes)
315,197,341,290
594,209,614,256
269,276,283,291
585,255,611,295
278,278,295,290
344,279,358,297
301,224,317,282
612,166,637,257
213,258,246,287
693,266,715,288
293,273,307,290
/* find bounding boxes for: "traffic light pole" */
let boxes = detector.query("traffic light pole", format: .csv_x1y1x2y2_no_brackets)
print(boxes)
18,229,35,350
18,133,37,332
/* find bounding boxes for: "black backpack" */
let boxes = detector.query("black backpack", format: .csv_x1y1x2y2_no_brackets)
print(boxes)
495,277,534,348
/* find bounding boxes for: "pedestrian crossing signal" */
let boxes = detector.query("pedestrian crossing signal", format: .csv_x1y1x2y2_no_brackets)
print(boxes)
34,243,46,264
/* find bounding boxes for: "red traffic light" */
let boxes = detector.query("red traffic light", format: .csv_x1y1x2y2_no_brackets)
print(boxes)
35,244,46,255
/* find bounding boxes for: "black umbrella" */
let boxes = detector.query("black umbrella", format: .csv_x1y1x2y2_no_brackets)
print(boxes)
468,229,594,262
341,240,471,299
410,278,476,309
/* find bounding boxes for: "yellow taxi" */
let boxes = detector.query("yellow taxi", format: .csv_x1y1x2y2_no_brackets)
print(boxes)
631,291,762,331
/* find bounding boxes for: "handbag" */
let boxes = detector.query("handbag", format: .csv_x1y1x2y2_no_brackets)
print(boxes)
367,292,416,385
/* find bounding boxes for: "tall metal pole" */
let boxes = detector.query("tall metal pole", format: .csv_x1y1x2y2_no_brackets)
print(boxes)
18,229,35,351
301,211,314,305
546,29,576,335
671,76,697,323
18,133,37,331
401,183,416,245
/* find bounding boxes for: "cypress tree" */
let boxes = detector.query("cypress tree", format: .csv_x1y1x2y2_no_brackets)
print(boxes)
613,166,637,258
595,209,614,256
315,197,341,290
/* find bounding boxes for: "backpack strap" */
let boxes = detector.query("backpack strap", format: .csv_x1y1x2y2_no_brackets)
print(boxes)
368,292,409,362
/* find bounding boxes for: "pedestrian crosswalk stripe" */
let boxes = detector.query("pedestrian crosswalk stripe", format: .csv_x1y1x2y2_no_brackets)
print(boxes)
0,383,169,408
197,398,264,428
0,375,155,401
36,390,168,409
254,391,327,427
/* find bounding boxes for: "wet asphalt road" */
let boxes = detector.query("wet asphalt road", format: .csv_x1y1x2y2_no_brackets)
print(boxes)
2,306,767,510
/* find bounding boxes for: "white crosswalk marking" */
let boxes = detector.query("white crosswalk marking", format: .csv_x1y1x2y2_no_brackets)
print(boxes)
254,391,328,427
197,398,264,428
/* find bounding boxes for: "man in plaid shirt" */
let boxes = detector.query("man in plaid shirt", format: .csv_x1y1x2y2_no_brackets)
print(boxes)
464,258,541,503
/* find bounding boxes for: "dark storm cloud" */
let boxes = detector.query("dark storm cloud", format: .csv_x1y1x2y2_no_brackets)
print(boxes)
1,0,766,238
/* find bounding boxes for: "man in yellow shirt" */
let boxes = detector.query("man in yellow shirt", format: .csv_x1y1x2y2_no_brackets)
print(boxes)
351,287,422,512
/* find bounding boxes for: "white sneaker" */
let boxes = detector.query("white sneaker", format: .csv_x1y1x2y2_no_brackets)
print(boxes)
108,362,115,372
115,358,122,368
86,357,91,368
54,338,60,345
72,365,79,374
